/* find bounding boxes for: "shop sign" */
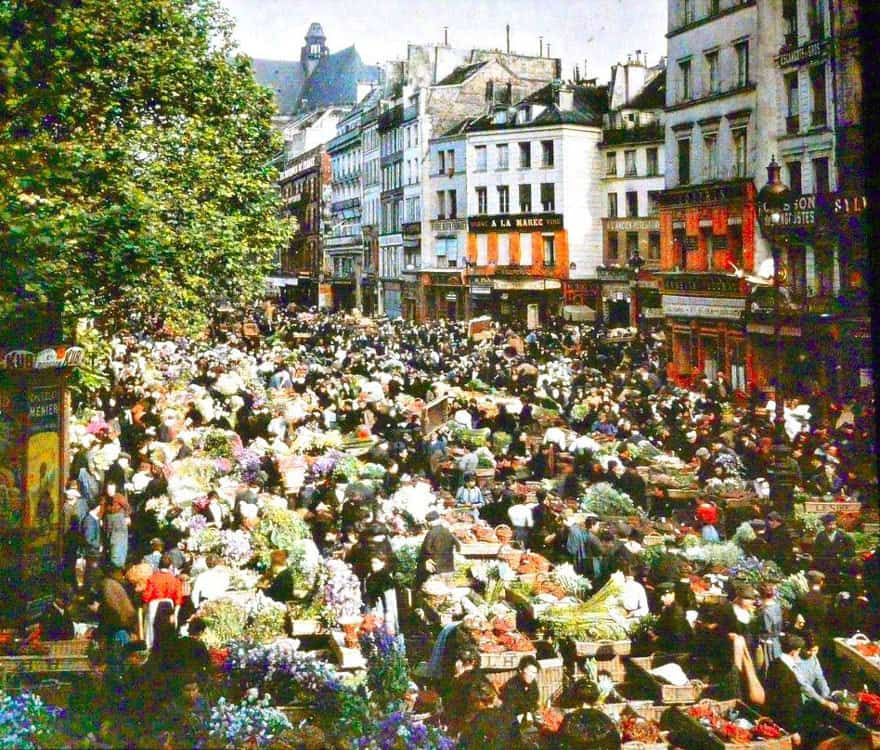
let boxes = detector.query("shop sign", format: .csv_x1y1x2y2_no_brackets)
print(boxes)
493,278,561,291
468,213,563,234
601,283,631,298
471,286,492,296
0,347,83,372
659,183,747,208
776,39,829,68
757,192,867,229
605,218,658,232
662,294,745,320
745,322,802,336
642,308,665,319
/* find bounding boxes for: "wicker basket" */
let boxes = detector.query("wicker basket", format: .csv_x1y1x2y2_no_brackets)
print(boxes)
479,648,536,670
666,489,699,501
497,546,524,569
45,639,90,657
662,699,793,750
538,656,564,706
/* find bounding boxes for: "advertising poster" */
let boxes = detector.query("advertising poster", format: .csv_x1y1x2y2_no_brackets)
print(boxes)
26,386,61,538
0,390,22,529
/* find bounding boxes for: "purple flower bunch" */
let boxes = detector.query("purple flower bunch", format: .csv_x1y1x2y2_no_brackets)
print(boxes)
235,448,263,484
310,449,345,477
321,558,362,625
354,711,455,750
219,529,253,565
0,690,64,750
223,640,341,697
208,692,291,749
214,457,233,475
189,513,209,533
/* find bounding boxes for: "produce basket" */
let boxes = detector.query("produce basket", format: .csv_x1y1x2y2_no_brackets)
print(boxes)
538,656,564,706
661,699,792,750
833,635,880,684
813,697,880,749
642,534,665,547
666,489,699,502
289,619,323,636
458,542,502,557
627,654,707,704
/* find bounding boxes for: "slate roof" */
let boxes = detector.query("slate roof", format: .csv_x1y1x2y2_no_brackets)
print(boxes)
460,83,609,133
628,69,666,110
435,61,488,86
252,45,380,115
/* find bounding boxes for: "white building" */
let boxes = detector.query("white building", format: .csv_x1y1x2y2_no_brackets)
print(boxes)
458,81,608,326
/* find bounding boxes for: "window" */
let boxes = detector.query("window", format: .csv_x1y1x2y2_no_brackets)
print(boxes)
541,140,554,167
783,0,798,47
608,234,619,260
626,232,639,257
646,148,659,176
786,73,800,133
606,151,617,176
519,184,532,213
810,65,827,126
519,233,533,265
706,50,720,94
728,225,743,266
475,145,487,171
519,142,531,169
679,60,692,101
438,150,446,174
735,41,750,87
476,234,488,265
476,187,488,214
497,234,510,265
542,235,556,267
808,0,824,39
448,190,457,219
678,138,691,185
648,190,661,215
787,161,802,195
497,185,510,213
608,192,618,218
813,157,830,194
673,228,687,268
626,191,639,217
648,231,661,259
683,0,694,25
709,0,719,14
540,183,555,211
704,134,718,180
406,127,411,149
446,150,454,173
624,150,637,176
732,129,747,177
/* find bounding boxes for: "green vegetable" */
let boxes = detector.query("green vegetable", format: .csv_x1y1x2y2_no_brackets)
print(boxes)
580,483,639,517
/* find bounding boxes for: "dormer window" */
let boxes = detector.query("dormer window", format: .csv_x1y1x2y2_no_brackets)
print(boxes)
519,106,532,123
494,110,508,125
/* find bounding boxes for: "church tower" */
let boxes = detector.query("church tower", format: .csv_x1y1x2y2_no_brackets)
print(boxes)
300,22,328,77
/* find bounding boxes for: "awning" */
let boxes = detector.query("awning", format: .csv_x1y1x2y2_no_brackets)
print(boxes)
562,305,596,322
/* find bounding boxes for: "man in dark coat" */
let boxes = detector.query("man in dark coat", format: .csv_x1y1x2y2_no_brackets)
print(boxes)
500,655,541,719
764,511,794,572
764,634,807,744
653,582,691,653
416,511,460,585
613,465,647,512
812,513,855,583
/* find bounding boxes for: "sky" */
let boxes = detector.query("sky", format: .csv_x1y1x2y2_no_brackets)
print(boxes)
221,0,668,84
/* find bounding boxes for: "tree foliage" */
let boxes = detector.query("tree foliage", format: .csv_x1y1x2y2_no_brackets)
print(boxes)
0,0,292,334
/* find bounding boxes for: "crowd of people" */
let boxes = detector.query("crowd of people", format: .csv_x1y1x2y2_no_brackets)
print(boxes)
26,304,878,749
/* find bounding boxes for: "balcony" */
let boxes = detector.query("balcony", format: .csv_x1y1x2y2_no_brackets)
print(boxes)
430,218,467,232
783,32,798,50
785,114,800,134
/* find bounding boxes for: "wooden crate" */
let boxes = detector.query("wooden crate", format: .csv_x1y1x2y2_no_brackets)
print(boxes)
458,542,502,558
290,619,324,636
662,699,793,750
570,654,627,684
666,489,699,502
328,631,366,671
642,534,665,547
833,636,880,684
478,648,536,670
538,656,564,706
626,654,707,705
45,639,90,657
573,639,632,658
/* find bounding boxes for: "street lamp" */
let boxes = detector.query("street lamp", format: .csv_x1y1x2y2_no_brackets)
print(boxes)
627,249,645,330
463,259,476,321
757,156,797,514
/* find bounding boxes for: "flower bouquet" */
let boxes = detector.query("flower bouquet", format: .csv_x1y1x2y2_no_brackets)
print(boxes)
321,558,363,628
251,506,311,568
0,690,64,750
198,598,250,649
208,692,291,749
354,711,455,750
219,529,254,567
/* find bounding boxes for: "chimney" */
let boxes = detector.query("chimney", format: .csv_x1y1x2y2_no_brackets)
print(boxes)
546,43,551,57
539,36,543,57
443,26,448,45
506,24,510,53
557,83,574,111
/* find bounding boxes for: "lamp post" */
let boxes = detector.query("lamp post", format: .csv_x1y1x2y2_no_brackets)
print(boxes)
627,250,645,331
757,156,797,514
463,259,475,321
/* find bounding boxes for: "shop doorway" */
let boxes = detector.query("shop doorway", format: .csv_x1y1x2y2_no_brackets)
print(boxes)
607,299,630,328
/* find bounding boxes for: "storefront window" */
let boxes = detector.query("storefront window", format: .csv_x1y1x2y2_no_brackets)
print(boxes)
701,336,718,380
730,339,746,391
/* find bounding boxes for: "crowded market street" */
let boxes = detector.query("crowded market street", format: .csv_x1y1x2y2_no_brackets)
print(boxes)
2,306,877,750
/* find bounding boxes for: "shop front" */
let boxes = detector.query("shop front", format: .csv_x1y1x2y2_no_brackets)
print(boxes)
660,273,748,390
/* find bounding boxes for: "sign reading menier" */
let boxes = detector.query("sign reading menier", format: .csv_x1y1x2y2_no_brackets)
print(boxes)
662,295,745,321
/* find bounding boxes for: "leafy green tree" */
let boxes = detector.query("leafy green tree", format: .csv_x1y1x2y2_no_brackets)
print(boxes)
0,0,292,335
